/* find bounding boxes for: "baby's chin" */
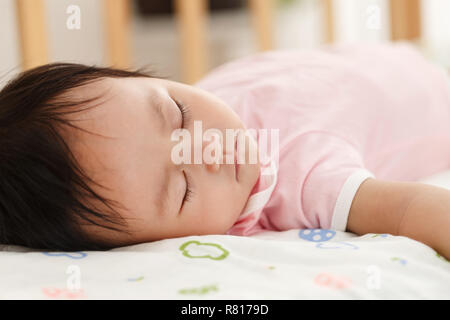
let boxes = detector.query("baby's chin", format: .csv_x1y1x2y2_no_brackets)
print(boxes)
238,154,261,211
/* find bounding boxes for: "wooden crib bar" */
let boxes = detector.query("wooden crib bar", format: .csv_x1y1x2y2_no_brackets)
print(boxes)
173,0,276,84
103,0,132,69
16,0,48,70
248,0,275,52
174,0,209,85
390,0,421,41
322,0,334,43
14,0,423,79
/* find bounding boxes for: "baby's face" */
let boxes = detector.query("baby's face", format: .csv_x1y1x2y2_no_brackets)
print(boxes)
66,77,260,246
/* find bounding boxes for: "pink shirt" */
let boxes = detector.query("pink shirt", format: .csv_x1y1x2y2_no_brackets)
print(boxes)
194,43,450,236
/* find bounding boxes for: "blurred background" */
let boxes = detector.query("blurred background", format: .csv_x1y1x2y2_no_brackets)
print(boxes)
0,0,449,87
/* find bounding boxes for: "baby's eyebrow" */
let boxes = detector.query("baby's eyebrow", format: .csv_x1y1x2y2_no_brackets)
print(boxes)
149,94,167,132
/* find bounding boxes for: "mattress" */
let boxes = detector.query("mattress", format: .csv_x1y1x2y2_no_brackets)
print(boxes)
0,172,449,299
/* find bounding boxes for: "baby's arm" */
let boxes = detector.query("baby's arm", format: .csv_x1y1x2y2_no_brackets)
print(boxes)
347,179,450,260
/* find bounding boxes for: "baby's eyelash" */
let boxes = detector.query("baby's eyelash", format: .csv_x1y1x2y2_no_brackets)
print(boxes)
174,99,190,128
182,171,194,206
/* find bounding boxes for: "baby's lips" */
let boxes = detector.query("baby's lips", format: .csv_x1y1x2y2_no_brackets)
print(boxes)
238,135,249,162
222,135,236,165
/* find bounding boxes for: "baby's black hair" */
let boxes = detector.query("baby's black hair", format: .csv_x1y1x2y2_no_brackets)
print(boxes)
0,62,164,251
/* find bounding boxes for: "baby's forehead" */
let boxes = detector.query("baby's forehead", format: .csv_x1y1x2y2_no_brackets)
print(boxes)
61,77,114,104
61,78,133,130
56,79,125,173
59,76,159,182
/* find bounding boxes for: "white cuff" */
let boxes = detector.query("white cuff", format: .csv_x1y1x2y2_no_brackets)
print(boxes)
330,169,375,232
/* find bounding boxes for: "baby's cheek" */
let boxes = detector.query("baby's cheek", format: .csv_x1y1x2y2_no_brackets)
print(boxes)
198,190,241,232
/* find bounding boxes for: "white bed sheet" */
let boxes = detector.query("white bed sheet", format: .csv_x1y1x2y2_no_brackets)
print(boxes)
0,172,449,299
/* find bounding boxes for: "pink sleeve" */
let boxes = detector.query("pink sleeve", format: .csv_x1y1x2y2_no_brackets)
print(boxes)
299,132,374,231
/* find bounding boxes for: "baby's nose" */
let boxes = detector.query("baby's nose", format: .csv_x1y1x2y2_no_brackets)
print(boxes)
200,131,237,172
205,161,221,173
201,137,224,173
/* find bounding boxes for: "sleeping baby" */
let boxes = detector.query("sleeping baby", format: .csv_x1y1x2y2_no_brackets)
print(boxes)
0,43,449,259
